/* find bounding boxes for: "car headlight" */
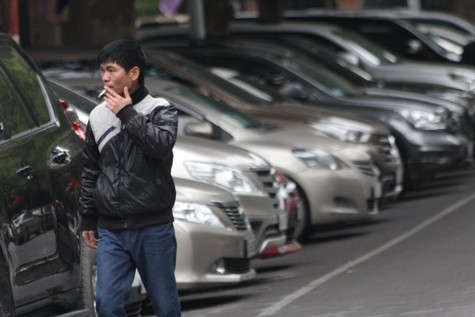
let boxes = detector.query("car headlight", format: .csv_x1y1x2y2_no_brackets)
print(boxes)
292,148,340,169
307,121,371,143
399,108,448,130
184,161,259,193
173,201,225,228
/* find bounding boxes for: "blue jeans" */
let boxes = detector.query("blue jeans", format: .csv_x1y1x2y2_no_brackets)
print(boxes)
96,223,181,317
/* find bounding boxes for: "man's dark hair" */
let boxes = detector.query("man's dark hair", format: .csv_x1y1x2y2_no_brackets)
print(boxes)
97,39,146,84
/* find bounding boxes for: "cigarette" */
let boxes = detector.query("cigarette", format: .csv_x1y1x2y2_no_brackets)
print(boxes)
98,89,106,99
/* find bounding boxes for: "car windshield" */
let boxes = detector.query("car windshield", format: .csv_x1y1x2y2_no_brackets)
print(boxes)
146,54,270,106
274,48,362,97
276,35,374,82
210,67,288,103
163,85,274,130
408,22,470,56
332,29,400,66
48,81,97,113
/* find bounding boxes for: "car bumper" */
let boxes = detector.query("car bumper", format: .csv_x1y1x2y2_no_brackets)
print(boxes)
235,194,288,255
174,220,256,291
293,167,380,226
404,132,473,182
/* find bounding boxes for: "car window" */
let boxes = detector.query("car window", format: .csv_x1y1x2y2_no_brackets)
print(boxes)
0,69,34,141
194,53,360,98
409,22,469,55
197,55,295,92
48,80,97,114
356,20,447,57
146,57,269,106
331,29,399,65
356,21,414,53
0,45,51,126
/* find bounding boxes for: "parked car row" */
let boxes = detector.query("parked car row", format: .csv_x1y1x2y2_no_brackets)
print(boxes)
6,8,475,316
28,48,381,315
41,62,383,240
48,79,294,292
236,8,475,66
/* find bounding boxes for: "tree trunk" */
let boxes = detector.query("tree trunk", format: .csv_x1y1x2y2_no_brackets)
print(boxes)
61,0,135,47
203,0,234,37
448,0,475,26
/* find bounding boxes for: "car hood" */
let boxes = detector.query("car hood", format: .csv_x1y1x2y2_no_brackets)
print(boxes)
265,101,389,134
373,62,475,91
363,87,465,114
174,177,236,205
173,135,271,175
232,128,370,163
343,93,446,113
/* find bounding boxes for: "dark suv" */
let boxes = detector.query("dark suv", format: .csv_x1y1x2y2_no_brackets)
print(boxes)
139,40,473,185
282,10,462,64
0,34,92,316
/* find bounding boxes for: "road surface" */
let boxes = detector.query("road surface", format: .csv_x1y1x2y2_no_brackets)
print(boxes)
143,167,475,317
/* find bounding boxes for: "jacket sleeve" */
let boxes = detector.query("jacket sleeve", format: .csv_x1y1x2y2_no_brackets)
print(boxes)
118,100,178,160
78,123,101,231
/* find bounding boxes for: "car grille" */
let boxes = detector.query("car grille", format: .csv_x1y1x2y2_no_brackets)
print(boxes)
223,258,252,274
214,201,248,231
250,166,280,209
375,134,400,164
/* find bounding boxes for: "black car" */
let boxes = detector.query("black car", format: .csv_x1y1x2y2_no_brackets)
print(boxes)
282,10,464,64
138,39,473,185
137,21,475,134
0,34,94,316
197,22,475,141
345,10,475,57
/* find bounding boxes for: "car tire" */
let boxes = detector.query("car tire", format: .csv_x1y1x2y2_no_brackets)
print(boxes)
74,239,97,316
293,186,310,242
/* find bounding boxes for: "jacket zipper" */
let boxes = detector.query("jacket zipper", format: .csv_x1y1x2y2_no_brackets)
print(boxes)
119,122,127,228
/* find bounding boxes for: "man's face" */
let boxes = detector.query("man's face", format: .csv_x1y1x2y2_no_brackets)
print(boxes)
99,61,139,96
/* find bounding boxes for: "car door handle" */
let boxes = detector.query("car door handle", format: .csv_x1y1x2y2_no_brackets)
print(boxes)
16,164,33,180
50,147,71,165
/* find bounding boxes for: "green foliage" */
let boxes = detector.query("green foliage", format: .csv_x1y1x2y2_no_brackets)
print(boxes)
135,0,159,17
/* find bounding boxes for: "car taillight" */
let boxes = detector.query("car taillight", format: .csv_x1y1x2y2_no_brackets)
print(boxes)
60,99,86,140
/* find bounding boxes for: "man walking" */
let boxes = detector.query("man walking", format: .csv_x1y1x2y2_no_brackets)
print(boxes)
78,39,181,317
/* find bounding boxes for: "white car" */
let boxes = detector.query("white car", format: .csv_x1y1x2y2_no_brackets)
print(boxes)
48,79,292,257
173,177,257,290
147,79,382,239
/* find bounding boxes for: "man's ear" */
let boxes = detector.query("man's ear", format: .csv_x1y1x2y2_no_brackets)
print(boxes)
129,66,140,81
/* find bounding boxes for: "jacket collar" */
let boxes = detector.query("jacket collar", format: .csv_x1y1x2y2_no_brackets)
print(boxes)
131,85,149,105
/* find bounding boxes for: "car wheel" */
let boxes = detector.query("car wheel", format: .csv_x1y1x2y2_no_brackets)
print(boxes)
74,239,97,316
292,186,310,242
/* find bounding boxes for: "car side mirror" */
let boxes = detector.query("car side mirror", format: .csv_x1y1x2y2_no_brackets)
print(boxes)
184,121,213,138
